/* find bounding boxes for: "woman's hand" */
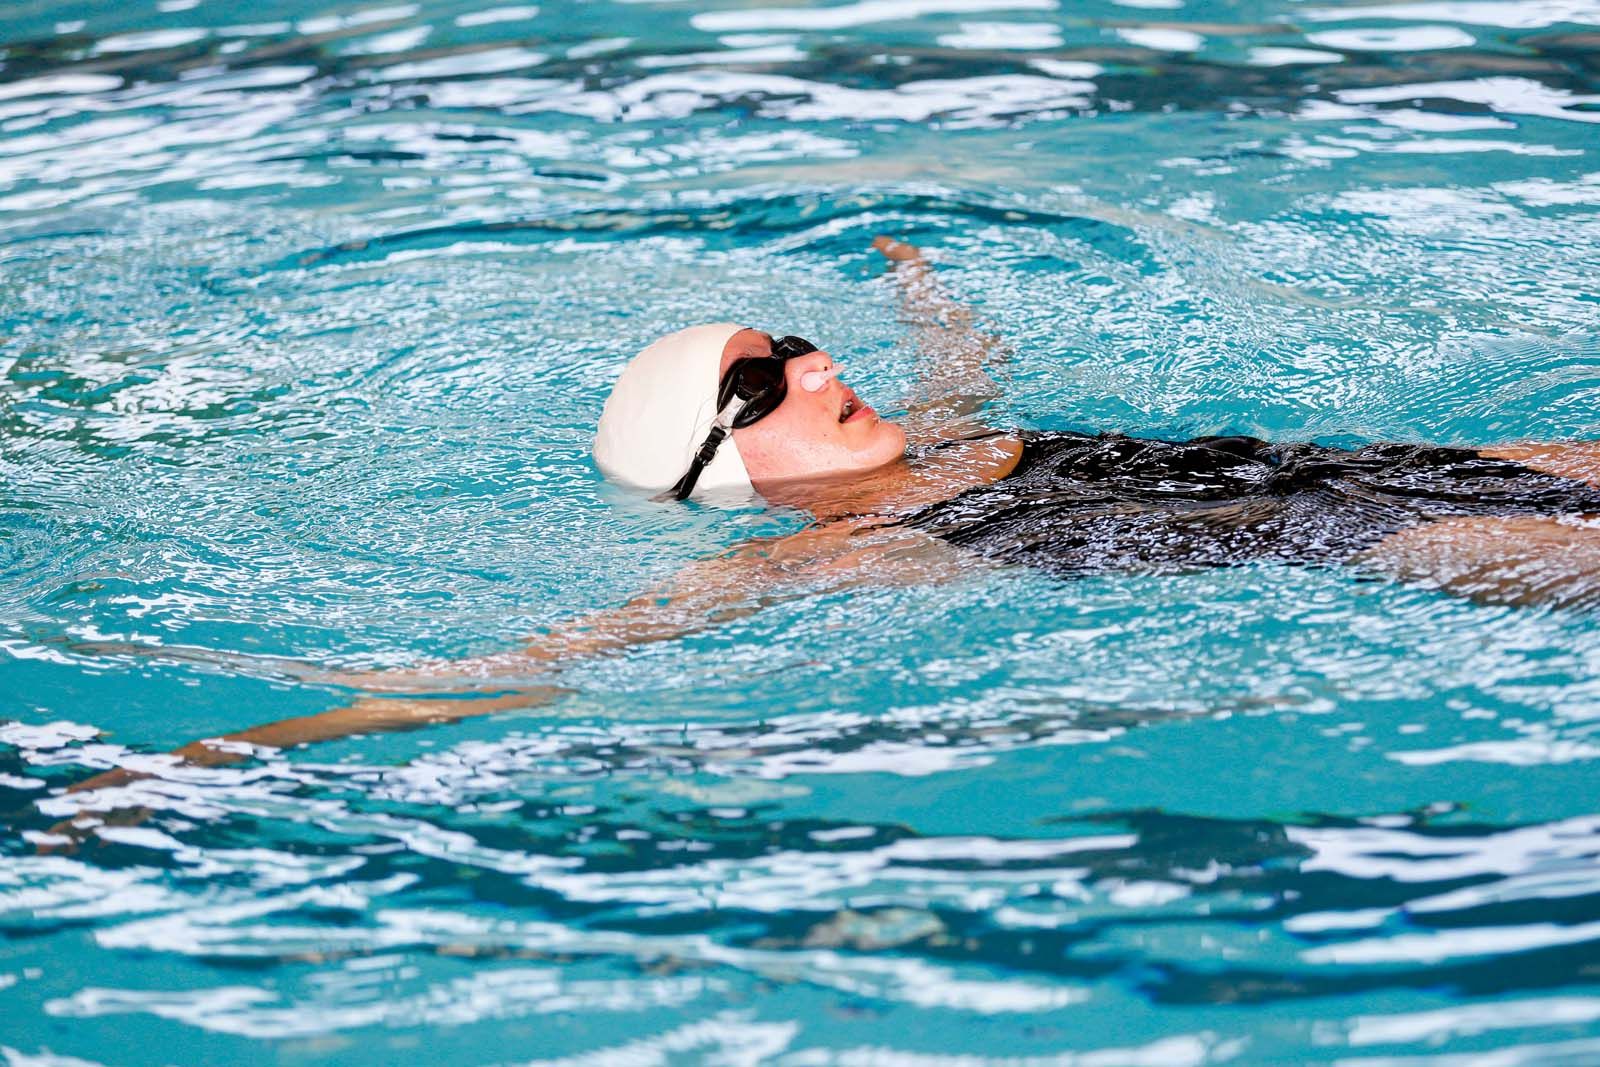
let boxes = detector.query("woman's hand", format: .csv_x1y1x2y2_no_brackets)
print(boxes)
39,687,566,854
872,235,924,264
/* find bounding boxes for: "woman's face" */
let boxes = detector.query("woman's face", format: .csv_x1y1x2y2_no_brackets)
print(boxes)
721,328,907,489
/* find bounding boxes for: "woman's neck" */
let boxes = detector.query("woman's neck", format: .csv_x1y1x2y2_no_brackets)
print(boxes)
756,432,1024,521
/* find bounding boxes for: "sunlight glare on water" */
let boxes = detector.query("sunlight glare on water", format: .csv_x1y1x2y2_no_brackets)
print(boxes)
2,0,1600,1063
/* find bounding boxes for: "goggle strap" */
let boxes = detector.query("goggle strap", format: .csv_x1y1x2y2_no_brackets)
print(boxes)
712,395,744,429
668,399,743,500
668,335,815,502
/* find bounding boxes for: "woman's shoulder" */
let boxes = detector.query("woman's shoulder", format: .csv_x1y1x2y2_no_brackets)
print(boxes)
905,429,1026,495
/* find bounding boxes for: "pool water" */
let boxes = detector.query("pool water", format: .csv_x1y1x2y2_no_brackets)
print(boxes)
3,0,1600,1062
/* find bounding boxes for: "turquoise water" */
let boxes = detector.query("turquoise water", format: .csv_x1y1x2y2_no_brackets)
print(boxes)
4,0,1600,1062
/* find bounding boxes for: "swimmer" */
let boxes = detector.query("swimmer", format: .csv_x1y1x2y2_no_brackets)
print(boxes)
53,236,1600,808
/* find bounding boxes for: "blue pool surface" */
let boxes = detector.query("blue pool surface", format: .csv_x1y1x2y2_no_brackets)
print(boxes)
3,0,1600,1063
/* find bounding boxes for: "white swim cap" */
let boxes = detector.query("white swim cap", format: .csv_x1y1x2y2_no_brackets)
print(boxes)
593,322,752,498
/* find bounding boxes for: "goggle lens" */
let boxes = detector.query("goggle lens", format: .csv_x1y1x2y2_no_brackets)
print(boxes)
717,335,819,427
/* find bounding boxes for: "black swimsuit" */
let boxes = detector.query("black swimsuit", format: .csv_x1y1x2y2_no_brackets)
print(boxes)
905,432,1600,577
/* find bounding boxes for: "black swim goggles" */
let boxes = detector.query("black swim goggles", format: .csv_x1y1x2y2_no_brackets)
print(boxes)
668,334,819,501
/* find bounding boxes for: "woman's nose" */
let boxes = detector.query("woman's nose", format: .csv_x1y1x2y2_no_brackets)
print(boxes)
794,350,839,393
800,366,839,393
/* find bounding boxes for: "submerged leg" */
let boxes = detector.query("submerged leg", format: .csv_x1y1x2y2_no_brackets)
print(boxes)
1356,514,1600,610
1480,442,1600,490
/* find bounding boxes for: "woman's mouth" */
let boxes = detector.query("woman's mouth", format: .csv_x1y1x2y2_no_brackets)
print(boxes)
839,391,874,423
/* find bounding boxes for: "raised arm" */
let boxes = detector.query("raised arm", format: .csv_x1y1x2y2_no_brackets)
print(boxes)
872,236,1008,443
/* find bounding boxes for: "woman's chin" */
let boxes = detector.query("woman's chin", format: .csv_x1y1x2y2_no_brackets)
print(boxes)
838,423,910,476
878,421,909,456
